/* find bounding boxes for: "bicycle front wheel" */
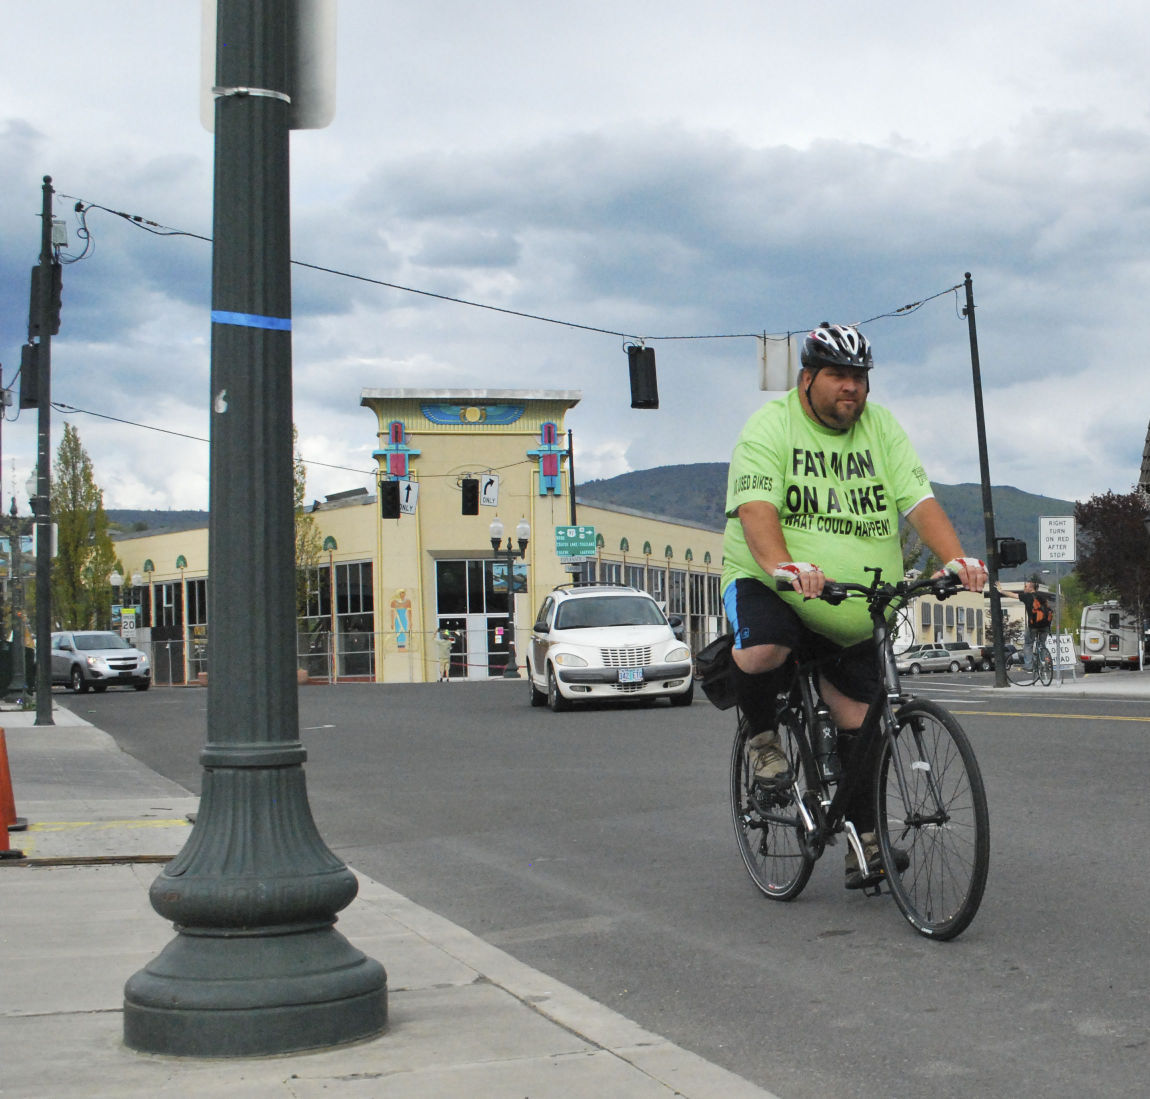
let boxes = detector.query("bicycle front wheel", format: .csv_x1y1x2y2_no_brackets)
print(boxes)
1038,650,1054,686
876,700,989,940
730,710,816,901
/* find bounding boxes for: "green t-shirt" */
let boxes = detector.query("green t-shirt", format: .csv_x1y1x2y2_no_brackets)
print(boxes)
722,389,933,645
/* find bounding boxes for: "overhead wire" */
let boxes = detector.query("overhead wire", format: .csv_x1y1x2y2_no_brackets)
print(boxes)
62,194,962,344
49,399,540,483
32,197,968,488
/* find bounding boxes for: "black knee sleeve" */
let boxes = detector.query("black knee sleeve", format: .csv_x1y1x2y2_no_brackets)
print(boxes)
836,728,876,834
731,662,786,734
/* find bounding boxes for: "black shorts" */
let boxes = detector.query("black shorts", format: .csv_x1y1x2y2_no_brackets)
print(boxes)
723,577,879,704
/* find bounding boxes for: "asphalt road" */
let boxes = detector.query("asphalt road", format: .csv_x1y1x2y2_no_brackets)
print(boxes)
58,674,1150,1098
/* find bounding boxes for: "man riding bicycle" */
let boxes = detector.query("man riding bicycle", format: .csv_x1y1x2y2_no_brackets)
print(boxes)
722,322,987,889
997,579,1052,669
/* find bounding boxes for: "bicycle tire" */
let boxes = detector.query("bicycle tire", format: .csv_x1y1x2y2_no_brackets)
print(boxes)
1038,650,1054,686
730,709,816,901
1006,656,1036,686
875,699,989,940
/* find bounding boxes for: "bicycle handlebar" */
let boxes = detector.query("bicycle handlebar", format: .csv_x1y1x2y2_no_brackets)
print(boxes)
774,569,966,612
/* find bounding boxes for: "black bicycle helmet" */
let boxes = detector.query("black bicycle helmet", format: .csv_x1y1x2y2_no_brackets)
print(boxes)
799,322,873,371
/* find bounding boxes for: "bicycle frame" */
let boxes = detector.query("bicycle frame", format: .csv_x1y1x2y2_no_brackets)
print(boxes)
770,571,961,879
731,567,990,937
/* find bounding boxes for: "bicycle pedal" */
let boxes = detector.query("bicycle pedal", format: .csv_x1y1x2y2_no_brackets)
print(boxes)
750,779,793,810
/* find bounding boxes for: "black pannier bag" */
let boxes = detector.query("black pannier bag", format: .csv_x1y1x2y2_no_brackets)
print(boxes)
695,633,737,710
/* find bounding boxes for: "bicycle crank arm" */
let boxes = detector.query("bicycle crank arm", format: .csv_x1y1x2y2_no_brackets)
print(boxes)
844,821,868,873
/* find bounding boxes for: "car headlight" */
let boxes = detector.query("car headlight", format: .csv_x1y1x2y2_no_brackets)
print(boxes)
666,644,691,663
552,653,588,668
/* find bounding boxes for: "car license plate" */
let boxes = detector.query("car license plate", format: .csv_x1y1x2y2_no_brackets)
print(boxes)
618,667,643,683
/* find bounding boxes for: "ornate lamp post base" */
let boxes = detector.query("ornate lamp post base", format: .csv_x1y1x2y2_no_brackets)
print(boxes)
123,925,386,1056
123,759,387,1056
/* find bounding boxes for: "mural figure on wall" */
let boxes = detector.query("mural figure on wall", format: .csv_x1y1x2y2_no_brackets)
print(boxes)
390,589,413,649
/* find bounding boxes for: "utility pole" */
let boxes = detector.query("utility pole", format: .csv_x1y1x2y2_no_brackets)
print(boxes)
32,177,55,725
963,273,1008,688
124,0,385,1057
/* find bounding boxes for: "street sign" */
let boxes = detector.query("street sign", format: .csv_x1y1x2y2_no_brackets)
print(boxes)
480,474,499,507
1039,516,1076,563
555,525,596,560
398,479,419,515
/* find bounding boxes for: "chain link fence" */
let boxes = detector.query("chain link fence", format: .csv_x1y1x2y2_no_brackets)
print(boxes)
134,630,515,685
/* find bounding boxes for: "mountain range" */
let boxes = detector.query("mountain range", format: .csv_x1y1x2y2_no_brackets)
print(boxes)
575,463,1075,579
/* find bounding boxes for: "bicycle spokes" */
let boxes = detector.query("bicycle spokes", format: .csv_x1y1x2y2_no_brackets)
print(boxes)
879,701,989,940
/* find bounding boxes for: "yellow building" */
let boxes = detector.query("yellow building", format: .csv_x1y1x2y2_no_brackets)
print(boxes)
112,389,727,685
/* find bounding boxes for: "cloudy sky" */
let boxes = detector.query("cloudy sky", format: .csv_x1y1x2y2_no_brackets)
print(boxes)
2,1,1148,519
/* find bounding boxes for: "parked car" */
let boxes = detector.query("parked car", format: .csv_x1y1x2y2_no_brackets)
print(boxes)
895,646,963,675
50,631,151,693
526,584,693,711
977,643,1019,671
942,642,979,670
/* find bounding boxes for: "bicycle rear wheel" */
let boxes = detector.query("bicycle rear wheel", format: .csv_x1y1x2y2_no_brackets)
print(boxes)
876,700,989,940
730,710,816,901
1038,650,1054,686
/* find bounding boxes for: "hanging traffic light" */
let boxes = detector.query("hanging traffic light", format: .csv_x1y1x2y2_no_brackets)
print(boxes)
461,478,479,515
379,479,401,519
627,344,658,409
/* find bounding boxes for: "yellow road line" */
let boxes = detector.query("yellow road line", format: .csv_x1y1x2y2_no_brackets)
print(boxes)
29,820,193,833
952,710,1150,722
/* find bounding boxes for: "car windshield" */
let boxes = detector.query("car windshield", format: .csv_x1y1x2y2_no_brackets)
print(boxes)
74,633,130,651
554,596,666,630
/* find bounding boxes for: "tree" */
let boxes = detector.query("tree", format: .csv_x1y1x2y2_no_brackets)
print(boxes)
51,423,120,629
294,426,323,618
1074,490,1150,622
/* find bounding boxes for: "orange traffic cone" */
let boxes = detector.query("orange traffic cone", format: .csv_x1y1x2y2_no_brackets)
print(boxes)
0,728,28,832
0,729,26,859
1,819,23,859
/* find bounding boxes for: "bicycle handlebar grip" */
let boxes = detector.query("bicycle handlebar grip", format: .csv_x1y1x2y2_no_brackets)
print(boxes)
820,582,849,605
932,573,965,600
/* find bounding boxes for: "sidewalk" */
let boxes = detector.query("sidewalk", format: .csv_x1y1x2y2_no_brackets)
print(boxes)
988,666,1150,699
0,705,776,1099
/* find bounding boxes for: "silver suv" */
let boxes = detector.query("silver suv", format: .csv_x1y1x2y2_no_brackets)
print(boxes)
50,631,152,693
526,584,693,711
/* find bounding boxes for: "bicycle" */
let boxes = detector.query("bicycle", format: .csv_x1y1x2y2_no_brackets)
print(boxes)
1006,634,1054,686
730,568,990,941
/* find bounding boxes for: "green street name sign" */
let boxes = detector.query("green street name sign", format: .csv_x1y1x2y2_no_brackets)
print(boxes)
554,525,596,560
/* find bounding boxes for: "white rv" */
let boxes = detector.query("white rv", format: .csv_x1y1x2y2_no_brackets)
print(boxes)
1079,602,1142,671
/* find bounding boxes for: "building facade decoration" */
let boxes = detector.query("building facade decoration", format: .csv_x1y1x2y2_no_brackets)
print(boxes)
421,402,525,426
375,420,421,479
526,422,565,495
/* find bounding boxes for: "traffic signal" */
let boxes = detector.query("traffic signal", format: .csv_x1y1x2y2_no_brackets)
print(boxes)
461,478,479,515
19,344,39,409
380,479,401,518
627,344,658,409
996,538,1028,568
28,262,62,338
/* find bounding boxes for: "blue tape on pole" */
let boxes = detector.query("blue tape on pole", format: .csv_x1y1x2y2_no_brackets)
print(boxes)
211,310,292,331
